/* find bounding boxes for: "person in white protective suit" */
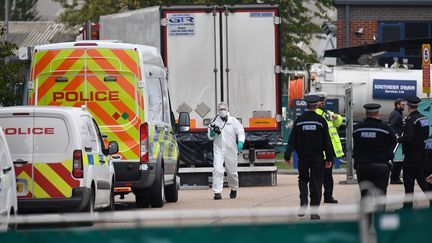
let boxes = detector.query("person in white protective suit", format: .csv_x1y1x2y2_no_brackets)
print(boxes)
208,102,245,200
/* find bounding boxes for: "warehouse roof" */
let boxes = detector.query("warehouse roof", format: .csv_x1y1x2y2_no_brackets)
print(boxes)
3,21,77,48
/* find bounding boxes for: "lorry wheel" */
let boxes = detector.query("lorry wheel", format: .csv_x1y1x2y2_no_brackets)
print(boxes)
135,189,150,208
165,175,179,203
150,167,165,208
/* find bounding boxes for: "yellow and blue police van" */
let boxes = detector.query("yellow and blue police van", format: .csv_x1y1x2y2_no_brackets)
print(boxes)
26,41,188,208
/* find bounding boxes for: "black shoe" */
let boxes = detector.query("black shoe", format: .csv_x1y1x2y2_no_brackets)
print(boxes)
310,214,320,220
230,190,237,199
324,197,338,203
390,179,403,184
298,205,307,217
214,193,222,200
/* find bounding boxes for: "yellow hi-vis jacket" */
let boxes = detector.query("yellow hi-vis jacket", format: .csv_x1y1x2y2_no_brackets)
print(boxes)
316,108,344,158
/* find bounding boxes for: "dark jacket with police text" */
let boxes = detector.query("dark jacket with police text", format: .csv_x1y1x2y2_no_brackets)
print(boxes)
353,117,397,164
399,110,429,164
285,110,333,161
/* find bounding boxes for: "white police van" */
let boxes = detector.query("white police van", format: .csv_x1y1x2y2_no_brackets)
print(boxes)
0,106,118,213
0,128,17,231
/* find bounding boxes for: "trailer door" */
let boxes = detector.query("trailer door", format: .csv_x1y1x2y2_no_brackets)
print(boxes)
163,8,221,130
223,7,280,130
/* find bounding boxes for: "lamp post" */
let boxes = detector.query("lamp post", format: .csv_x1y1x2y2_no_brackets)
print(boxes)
3,0,9,42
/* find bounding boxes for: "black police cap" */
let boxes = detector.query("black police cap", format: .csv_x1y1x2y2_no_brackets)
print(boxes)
363,103,381,112
405,96,421,106
304,95,321,105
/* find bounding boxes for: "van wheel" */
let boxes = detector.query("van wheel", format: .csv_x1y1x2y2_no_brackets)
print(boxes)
84,188,95,213
150,167,165,208
7,208,17,231
165,174,179,203
104,179,115,211
135,189,150,208
81,188,95,226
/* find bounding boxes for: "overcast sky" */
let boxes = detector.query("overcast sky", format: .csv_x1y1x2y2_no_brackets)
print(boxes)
36,0,63,21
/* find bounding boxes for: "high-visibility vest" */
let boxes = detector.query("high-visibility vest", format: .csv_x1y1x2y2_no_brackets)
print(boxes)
316,108,345,158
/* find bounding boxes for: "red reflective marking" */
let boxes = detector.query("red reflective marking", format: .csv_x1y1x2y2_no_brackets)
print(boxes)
87,102,139,157
86,49,120,74
33,167,64,198
87,76,137,122
15,166,32,198
37,49,85,102
33,50,61,79
110,49,140,77
47,163,80,187
63,70,85,91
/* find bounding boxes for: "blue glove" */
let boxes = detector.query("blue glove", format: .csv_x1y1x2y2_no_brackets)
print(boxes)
237,142,244,152
210,129,215,137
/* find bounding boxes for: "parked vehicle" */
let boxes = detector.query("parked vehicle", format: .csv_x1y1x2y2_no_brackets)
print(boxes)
100,4,282,169
0,106,118,213
26,41,185,208
308,63,430,121
0,128,17,231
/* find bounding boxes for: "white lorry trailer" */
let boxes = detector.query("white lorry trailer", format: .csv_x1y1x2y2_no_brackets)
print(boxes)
100,4,281,186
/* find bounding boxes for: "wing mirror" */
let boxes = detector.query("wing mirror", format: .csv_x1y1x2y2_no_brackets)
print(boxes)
108,141,119,155
178,112,190,132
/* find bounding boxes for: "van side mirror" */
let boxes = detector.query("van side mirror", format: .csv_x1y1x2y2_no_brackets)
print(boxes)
178,112,190,132
108,141,119,155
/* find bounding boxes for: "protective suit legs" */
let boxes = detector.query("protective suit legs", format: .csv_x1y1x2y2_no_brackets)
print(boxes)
212,152,239,193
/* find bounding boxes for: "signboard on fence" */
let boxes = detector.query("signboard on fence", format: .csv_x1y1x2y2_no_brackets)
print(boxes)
293,98,339,119
422,44,430,94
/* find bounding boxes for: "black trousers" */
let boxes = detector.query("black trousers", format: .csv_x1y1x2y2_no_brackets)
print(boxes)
357,163,390,203
402,163,431,208
357,163,390,226
323,166,334,199
298,157,325,207
390,162,403,181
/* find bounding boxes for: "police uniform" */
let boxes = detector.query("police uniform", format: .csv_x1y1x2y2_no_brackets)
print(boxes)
316,95,344,203
398,96,431,208
285,95,333,218
353,104,397,206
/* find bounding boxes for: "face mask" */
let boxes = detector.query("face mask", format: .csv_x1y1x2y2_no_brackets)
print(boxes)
219,110,228,118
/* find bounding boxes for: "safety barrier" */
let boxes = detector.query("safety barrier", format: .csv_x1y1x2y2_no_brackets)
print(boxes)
1,193,431,243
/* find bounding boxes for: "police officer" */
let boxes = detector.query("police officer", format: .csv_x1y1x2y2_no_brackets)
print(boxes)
353,103,397,225
316,93,343,204
389,98,406,184
398,96,430,208
285,95,333,220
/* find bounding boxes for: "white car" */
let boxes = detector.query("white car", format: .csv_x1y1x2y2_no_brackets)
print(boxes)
0,106,118,213
0,127,17,231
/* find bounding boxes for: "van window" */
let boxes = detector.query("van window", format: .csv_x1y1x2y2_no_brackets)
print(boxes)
92,119,105,153
160,78,171,125
79,115,99,153
33,117,70,154
148,77,163,122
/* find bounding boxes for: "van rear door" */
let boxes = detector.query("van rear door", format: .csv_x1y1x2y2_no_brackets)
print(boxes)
0,110,79,199
30,48,143,161
0,111,34,199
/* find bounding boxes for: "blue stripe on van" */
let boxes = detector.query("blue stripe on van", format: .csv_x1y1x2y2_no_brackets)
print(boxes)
87,154,94,165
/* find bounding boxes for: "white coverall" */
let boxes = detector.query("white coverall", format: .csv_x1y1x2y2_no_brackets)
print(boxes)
208,115,245,193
